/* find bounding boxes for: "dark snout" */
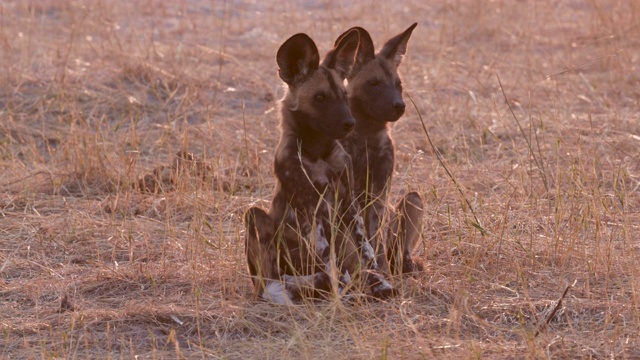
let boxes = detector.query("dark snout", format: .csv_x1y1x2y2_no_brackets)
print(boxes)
335,108,355,138
393,100,406,116
387,96,406,121
342,117,355,134
385,89,407,122
327,102,355,139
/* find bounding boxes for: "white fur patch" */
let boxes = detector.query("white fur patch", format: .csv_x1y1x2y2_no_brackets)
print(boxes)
394,53,405,65
342,270,351,284
298,60,309,77
283,274,314,290
354,216,366,241
375,279,393,292
363,242,375,259
314,224,329,259
262,282,293,305
361,241,377,269
324,259,336,275
338,271,351,297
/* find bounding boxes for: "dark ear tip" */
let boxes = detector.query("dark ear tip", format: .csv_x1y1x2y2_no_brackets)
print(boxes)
334,26,367,47
277,33,317,55
354,27,372,39
341,28,360,44
332,28,359,56
407,22,418,33
343,28,360,40
287,33,314,43
276,32,320,80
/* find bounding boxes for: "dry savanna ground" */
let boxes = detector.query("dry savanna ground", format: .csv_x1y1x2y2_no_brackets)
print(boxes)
1,0,639,358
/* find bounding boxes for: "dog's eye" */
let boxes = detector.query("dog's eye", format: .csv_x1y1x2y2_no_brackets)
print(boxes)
368,79,380,87
314,93,325,102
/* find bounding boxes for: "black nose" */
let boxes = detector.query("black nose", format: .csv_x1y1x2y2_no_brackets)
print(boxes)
343,122,354,133
393,101,406,114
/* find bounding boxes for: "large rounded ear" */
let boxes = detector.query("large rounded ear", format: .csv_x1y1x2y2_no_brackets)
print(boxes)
379,22,417,68
276,33,320,86
335,27,374,67
323,28,359,79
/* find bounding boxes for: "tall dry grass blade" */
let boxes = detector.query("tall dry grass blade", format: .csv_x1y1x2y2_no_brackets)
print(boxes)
534,279,577,338
540,51,623,84
496,74,549,193
406,91,486,236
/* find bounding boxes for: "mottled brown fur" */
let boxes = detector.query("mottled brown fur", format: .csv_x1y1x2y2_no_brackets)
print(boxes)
338,24,425,276
244,31,393,303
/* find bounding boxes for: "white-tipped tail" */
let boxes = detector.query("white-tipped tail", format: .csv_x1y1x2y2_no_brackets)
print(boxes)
261,281,293,305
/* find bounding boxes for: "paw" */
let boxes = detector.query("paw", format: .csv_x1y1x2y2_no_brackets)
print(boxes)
261,282,294,305
402,257,424,274
363,270,397,300
372,282,398,300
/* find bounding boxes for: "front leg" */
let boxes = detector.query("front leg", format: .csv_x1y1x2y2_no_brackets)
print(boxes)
361,269,396,300
364,197,390,272
336,176,378,271
327,144,379,271
387,192,425,275
352,213,378,270
279,221,352,300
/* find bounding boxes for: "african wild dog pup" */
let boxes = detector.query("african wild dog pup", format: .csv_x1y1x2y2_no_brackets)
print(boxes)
244,30,393,304
337,23,425,276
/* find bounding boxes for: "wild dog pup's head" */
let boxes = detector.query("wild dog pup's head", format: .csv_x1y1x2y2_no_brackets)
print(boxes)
337,23,417,126
277,30,359,140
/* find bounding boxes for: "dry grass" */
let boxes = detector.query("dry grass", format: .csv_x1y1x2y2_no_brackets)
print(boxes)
1,0,639,358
